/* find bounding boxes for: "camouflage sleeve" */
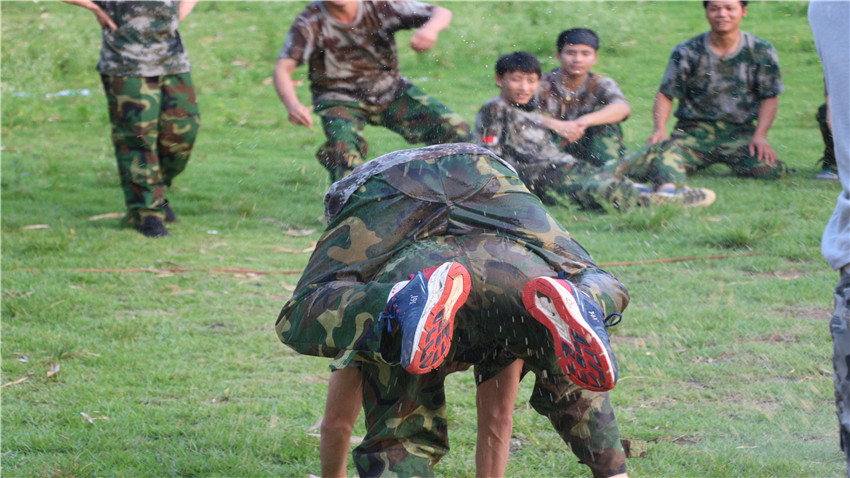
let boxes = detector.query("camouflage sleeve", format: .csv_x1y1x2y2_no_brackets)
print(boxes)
474,100,504,159
658,43,689,100
379,0,434,32
753,39,785,99
596,76,628,106
277,14,313,64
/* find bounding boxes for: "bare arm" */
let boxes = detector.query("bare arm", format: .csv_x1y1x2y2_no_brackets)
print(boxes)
178,0,198,22
273,57,313,128
410,5,452,53
648,92,674,144
748,96,778,164
63,0,116,29
577,102,631,129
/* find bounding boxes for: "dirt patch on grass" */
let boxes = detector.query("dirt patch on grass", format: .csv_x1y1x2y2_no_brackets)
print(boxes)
776,305,833,321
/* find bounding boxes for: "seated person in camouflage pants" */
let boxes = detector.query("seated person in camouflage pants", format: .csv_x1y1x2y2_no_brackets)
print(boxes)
536,28,631,169
273,0,471,182
476,51,715,212
623,0,788,180
276,143,630,477
66,0,201,238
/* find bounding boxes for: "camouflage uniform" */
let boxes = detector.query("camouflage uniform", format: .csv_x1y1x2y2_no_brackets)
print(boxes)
278,1,471,182
537,70,628,168
95,1,200,226
624,31,787,180
275,144,629,476
475,95,647,212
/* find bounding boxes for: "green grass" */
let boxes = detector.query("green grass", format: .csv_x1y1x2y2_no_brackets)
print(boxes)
1,1,844,476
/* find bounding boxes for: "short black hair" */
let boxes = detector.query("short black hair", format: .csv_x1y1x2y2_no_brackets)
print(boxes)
495,51,541,77
557,28,599,53
703,1,748,8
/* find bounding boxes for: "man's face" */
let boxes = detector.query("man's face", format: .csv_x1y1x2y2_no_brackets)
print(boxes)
705,1,747,34
496,71,540,106
557,44,598,78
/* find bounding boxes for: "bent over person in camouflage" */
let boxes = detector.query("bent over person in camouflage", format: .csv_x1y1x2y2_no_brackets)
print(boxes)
275,143,630,477
273,1,471,182
66,0,201,237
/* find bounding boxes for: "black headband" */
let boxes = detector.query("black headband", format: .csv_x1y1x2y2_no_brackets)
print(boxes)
562,30,598,50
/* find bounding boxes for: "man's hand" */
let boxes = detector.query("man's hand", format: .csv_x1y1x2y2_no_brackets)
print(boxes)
647,130,668,145
410,27,438,52
553,120,586,144
287,103,313,129
749,136,778,164
93,7,116,29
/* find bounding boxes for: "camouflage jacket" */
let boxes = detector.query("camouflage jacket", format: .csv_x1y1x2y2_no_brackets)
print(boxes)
279,0,435,106
324,143,515,223
659,31,784,124
474,96,576,185
537,70,629,121
94,1,191,77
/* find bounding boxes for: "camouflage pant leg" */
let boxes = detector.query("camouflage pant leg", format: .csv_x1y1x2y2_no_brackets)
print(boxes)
551,162,644,213
832,268,850,475
379,84,472,145
558,123,627,168
157,72,200,186
102,74,168,224
315,101,373,183
531,383,626,478
658,120,787,180
615,141,689,188
817,103,837,171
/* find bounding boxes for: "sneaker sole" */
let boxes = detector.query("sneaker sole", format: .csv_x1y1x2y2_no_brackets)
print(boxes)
405,262,471,374
522,278,615,391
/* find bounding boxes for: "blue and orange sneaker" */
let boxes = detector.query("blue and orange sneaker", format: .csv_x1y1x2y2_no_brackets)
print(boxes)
522,272,621,392
381,262,471,374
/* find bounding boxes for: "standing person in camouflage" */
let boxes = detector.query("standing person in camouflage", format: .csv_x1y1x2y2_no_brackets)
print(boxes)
622,0,787,181
273,0,472,183
536,29,631,169
815,99,838,180
275,143,630,477
476,51,715,212
65,0,201,238
810,2,850,475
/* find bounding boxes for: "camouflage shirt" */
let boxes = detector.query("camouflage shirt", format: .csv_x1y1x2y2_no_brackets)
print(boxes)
279,0,435,106
324,143,514,222
659,31,784,124
537,70,628,121
94,1,191,77
475,95,576,184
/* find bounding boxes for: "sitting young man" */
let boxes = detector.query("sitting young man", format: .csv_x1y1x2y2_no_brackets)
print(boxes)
536,28,631,168
476,51,715,211
623,0,788,180
275,143,630,477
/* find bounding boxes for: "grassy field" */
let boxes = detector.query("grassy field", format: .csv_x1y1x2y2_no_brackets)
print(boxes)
1,1,845,476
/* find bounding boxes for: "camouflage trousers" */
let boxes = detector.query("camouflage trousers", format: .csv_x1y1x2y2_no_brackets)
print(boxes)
276,153,629,476
832,267,850,476
621,119,787,182
101,73,201,225
314,85,472,182
818,103,837,171
554,122,627,169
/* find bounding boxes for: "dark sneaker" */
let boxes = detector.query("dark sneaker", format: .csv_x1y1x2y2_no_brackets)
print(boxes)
381,262,471,374
163,202,177,223
815,169,839,181
136,216,170,238
648,187,716,208
522,273,620,391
